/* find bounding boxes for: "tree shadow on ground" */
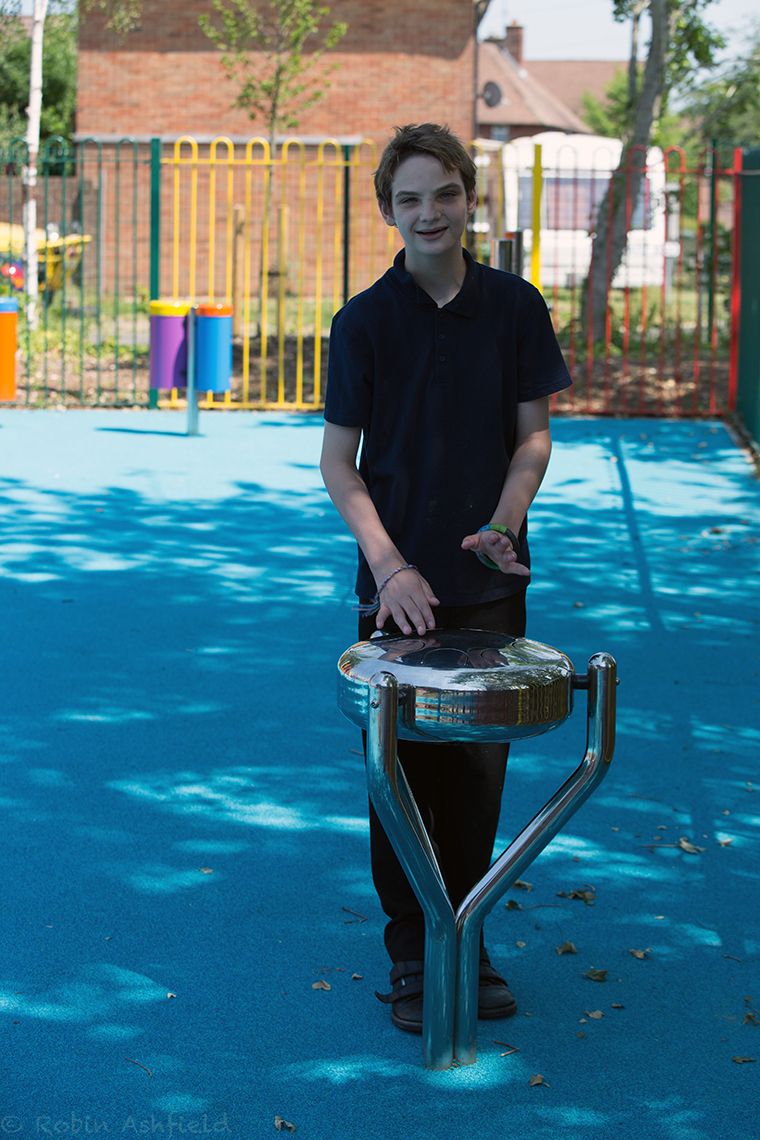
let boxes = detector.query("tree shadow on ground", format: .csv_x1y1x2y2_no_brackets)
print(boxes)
0,415,757,1136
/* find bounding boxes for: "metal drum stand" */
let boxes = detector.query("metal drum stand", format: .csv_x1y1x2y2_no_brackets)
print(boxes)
337,629,617,1070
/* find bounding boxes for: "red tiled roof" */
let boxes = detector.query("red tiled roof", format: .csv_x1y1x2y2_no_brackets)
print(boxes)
478,40,589,132
528,60,626,119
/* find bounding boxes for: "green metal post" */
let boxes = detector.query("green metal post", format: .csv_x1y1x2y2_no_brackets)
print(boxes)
149,137,162,408
78,141,87,403
343,145,351,306
94,142,103,404
737,148,760,446
149,137,161,301
706,139,718,344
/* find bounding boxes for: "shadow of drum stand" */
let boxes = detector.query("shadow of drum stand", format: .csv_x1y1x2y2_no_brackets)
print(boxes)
337,630,617,1070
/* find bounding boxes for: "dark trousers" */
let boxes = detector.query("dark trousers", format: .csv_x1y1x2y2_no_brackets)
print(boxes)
359,592,527,963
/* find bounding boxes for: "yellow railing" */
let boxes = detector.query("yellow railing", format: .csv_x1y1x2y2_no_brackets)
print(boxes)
162,135,400,410
162,136,515,410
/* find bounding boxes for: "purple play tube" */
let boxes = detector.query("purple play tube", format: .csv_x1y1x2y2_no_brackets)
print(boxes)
149,300,190,389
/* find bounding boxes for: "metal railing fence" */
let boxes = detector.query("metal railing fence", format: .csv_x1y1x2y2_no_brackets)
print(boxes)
0,134,746,417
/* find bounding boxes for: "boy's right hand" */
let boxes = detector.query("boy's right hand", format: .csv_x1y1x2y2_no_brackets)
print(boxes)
376,568,439,637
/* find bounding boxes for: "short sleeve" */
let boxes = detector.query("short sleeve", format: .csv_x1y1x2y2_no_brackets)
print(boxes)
324,305,373,427
516,283,572,402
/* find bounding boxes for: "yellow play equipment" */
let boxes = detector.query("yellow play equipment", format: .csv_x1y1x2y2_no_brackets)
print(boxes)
0,221,92,300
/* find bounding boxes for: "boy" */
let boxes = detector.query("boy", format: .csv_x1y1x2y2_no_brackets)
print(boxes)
320,123,571,1033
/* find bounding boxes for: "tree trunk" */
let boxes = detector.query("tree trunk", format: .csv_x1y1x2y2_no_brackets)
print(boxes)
23,0,47,331
583,0,666,343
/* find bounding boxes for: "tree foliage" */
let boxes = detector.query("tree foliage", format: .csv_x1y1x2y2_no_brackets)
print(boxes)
0,6,76,147
581,67,684,150
199,0,348,150
680,19,760,144
581,70,631,140
84,0,143,34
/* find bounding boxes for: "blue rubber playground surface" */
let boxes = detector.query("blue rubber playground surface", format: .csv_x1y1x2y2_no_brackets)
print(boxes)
1,409,758,1139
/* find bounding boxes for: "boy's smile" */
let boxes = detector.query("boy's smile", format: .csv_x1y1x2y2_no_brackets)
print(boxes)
380,154,476,269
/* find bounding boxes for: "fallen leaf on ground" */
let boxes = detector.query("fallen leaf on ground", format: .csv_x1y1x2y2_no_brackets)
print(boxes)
585,1010,604,1019
274,1116,297,1132
732,1057,756,1064
311,980,331,991
556,942,578,955
166,992,177,999
611,1003,625,1010
124,1057,153,1078
351,973,363,981
576,1031,586,1038
515,940,526,948
505,899,523,910
629,948,650,960
584,968,608,982
514,880,533,891
199,867,214,874
743,1012,759,1025
341,907,368,924
557,888,596,905
718,838,734,847
677,837,706,854
529,1074,549,1086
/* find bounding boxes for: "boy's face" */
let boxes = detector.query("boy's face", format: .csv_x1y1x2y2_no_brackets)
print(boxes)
379,154,476,260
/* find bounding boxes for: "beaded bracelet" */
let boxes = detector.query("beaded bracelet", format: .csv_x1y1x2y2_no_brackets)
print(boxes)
475,523,520,571
355,563,417,616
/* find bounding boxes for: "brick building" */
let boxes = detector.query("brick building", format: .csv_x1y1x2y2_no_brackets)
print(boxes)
76,0,478,144
477,22,624,140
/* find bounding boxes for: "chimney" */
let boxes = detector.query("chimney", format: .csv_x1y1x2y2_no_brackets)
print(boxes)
505,21,523,65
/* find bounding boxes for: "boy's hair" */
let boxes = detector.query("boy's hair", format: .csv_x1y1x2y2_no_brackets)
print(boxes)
374,123,477,211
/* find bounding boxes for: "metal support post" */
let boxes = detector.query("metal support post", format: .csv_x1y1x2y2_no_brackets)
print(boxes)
186,305,199,437
453,652,617,1064
366,673,457,1070
364,653,616,1069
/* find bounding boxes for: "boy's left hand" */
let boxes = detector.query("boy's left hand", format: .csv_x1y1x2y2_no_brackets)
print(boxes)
460,530,530,576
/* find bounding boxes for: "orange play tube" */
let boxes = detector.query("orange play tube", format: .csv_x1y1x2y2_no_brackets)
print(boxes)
0,297,19,401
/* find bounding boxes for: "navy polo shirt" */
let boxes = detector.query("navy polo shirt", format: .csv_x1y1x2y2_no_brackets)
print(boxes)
324,248,572,606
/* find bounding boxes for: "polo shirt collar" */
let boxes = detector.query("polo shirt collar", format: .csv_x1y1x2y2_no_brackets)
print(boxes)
389,248,480,317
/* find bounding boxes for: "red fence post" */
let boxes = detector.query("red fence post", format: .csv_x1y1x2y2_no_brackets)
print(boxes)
728,147,743,413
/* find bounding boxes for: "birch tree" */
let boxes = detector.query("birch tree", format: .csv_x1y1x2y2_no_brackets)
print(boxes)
23,0,47,329
19,0,141,329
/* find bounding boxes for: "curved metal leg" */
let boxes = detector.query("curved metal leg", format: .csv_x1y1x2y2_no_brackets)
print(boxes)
453,653,617,1065
366,673,457,1070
